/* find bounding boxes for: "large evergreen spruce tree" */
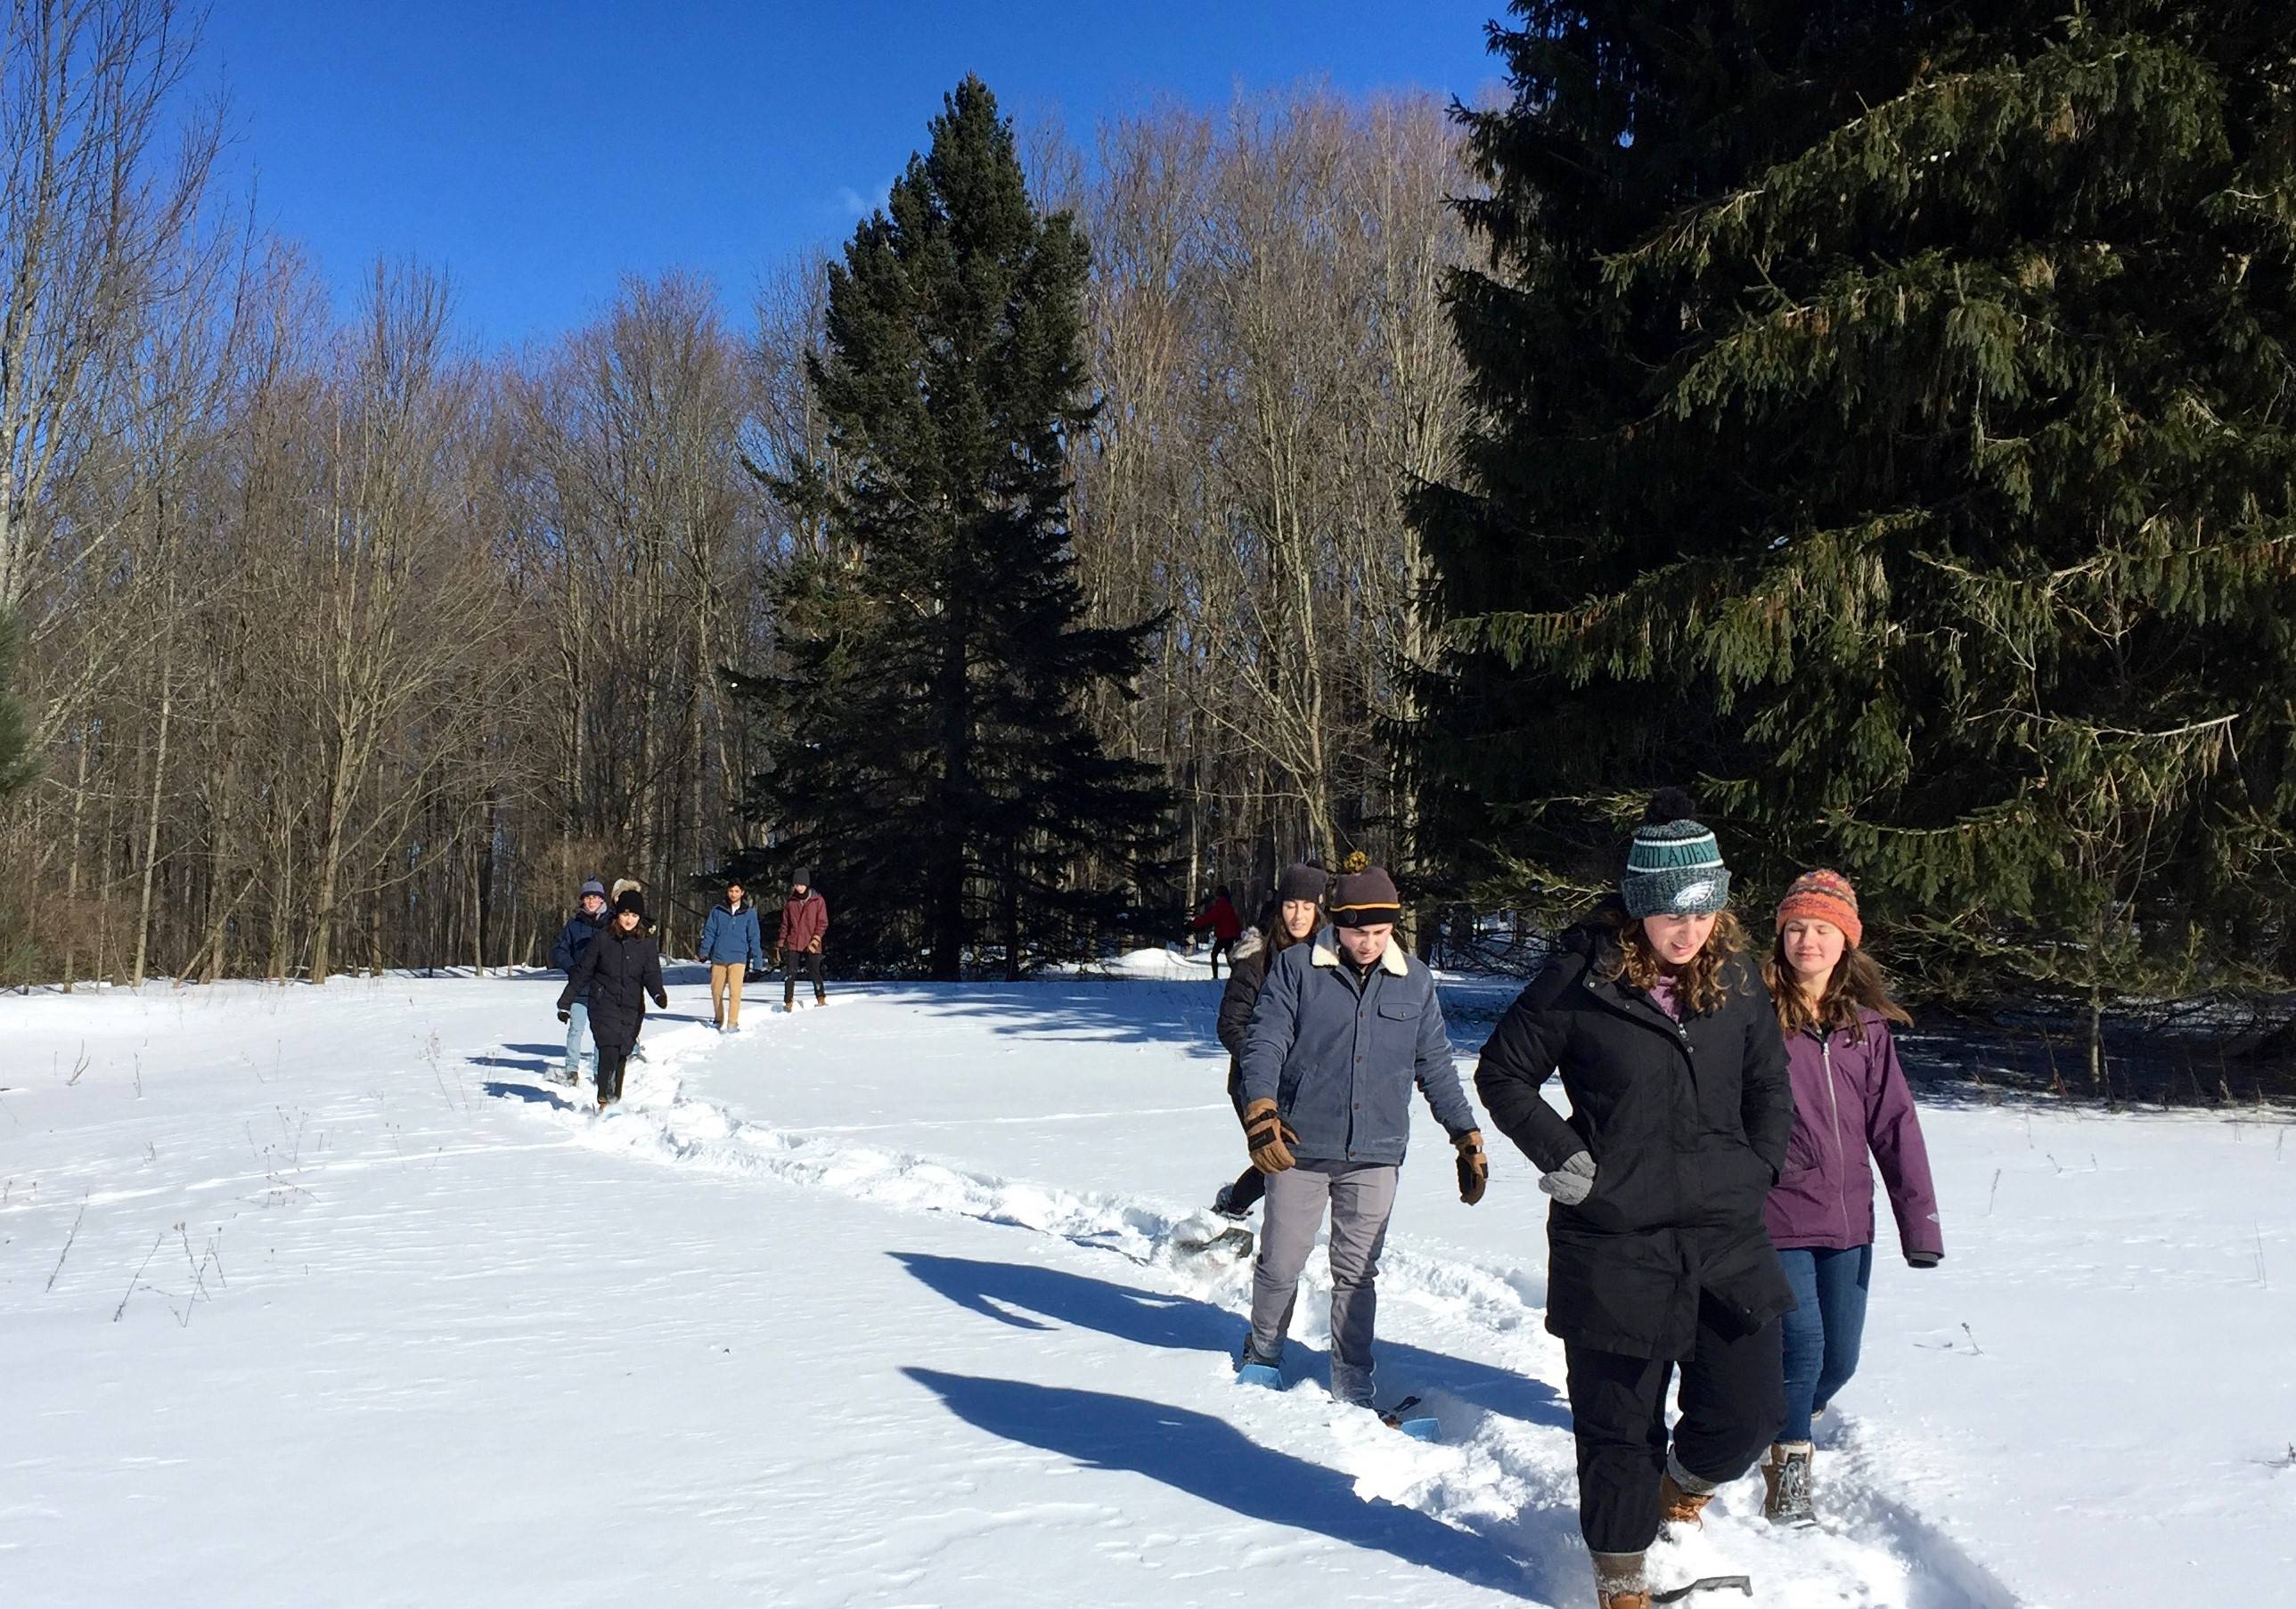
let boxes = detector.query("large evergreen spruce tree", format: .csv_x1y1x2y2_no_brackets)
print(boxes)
739,77,1166,980
1418,3,2296,1037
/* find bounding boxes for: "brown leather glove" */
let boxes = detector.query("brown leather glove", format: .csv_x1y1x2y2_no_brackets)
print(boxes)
1455,1130,1488,1205
1242,1098,1297,1173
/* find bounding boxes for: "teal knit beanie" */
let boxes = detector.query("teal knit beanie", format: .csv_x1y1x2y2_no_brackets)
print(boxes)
1621,797,1730,918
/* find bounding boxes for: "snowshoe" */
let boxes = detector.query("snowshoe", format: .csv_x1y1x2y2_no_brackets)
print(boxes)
1235,1344,1283,1389
1377,1395,1439,1442
1761,1442,1816,1525
1171,1213,1254,1259
1652,1579,1753,1605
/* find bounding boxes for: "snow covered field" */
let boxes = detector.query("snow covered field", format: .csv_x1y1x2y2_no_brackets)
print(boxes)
4,963,2292,1607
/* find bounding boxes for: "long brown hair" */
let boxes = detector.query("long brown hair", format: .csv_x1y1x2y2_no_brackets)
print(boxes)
1764,940,1912,1041
1260,896,1320,960
1597,906,1750,1017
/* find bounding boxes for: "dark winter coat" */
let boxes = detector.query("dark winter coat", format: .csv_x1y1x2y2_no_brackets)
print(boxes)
1215,932,1273,1113
556,922,667,1053
1475,921,1796,1360
698,900,764,968
1766,1015,1943,1261
1189,894,1244,943
1238,927,1478,1165
779,891,829,954
548,909,608,1001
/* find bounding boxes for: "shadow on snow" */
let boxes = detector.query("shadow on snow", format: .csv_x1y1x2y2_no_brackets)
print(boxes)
903,1367,1537,1597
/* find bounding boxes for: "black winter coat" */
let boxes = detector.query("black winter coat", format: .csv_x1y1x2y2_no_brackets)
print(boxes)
557,922,666,1052
1475,922,1795,1360
1215,934,1271,1113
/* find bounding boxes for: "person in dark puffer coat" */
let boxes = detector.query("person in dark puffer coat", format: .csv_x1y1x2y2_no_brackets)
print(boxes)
557,888,667,1109
1475,790,1793,1609
548,878,610,1082
1210,862,1326,1221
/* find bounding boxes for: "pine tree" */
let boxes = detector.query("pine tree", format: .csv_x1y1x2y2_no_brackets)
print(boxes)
1416,4,2296,1046
737,77,1167,980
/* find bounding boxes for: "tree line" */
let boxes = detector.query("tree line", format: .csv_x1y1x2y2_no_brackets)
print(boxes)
0,0,1467,985
4,0,2289,1056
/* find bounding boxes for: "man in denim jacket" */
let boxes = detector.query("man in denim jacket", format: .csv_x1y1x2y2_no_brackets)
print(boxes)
1237,862,1485,1405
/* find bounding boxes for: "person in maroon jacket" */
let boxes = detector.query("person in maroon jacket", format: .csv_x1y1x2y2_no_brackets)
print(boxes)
777,869,830,1010
1759,870,1942,1525
1187,885,1245,979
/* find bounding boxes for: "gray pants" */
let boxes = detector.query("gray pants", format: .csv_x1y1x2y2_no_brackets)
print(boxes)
1246,1160,1399,1404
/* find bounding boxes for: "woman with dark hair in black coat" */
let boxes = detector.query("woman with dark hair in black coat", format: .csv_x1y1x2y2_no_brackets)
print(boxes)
1209,862,1326,1220
558,889,667,1110
1475,792,1794,1609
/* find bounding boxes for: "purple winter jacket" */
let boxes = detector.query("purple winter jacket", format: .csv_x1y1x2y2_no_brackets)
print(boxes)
1765,1012,1944,1261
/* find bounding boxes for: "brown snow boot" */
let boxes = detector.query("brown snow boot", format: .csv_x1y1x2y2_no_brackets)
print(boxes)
1659,1463,1717,1531
1590,1550,1650,1609
1761,1442,1816,1524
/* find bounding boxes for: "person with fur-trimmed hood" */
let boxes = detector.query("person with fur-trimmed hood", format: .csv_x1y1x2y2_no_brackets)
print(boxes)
1209,862,1326,1221
556,887,666,1110
1474,790,1793,1609
1235,860,1486,1407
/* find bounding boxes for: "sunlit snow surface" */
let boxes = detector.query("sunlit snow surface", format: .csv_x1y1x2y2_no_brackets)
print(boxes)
4,960,2290,1606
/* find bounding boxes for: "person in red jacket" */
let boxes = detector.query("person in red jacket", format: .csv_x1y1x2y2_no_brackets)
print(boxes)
1187,885,1244,979
777,869,830,1010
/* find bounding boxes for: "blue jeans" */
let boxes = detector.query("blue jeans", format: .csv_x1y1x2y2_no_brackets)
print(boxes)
563,1001,592,1076
1777,1244,1872,1442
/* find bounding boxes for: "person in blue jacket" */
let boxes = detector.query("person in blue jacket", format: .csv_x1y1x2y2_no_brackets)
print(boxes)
1235,862,1486,1407
549,878,610,1082
699,876,765,1032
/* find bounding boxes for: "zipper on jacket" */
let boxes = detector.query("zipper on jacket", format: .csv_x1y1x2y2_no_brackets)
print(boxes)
1823,1034,1850,1243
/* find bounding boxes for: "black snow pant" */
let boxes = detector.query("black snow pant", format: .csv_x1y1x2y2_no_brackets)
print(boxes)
1208,935,1235,979
594,1044,630,1104
1563,1293,1783,1554
784,949,825,1003
1222,1066,1267,1213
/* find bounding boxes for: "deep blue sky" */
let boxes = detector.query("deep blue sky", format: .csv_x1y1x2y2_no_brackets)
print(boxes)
197,2,1510,352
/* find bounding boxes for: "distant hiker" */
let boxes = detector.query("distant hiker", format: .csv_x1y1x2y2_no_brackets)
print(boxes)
1474,791,1793,1609
777,869,829,1010
1211,862,1325,1222
1759,870,1941,1525
548,878,610,1083
1188,885,1245,979
1236,862,1485,1407
557,887,666,1110
699,876,765,1033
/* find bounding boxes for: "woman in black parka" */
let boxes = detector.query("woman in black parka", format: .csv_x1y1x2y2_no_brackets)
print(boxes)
1475,792,1793,1609
557,888,667,1110
1209,862,1326,1220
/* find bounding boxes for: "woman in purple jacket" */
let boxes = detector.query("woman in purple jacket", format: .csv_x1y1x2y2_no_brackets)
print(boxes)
1759,870,1942,1526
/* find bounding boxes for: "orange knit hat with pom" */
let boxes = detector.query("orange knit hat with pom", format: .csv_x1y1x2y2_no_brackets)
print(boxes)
1776,869,1862,949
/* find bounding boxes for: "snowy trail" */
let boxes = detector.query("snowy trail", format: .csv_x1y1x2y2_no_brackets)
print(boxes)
12,970,2293,1606
542,1002,2023,1609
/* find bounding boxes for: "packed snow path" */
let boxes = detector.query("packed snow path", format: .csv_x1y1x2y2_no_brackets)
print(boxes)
5,970,2292,1606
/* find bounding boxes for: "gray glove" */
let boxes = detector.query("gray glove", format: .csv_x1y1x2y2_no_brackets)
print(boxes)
1538,1149,1597,1205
